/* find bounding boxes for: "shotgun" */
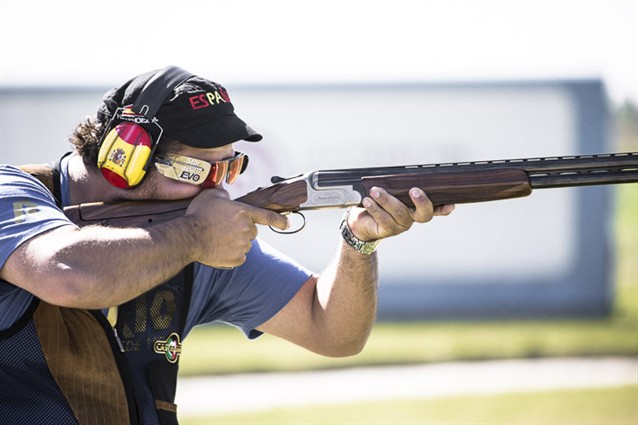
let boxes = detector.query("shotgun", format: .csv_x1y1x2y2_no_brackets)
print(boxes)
63,152,638,228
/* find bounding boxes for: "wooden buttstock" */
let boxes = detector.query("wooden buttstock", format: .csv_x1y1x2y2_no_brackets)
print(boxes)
64,179,309,227
64,199,192,228
361,168,533,207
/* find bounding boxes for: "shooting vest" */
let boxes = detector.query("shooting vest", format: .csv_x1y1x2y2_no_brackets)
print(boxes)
0,161,193,425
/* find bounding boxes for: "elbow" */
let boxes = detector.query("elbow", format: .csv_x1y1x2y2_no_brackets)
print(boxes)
318,331,371,358
310,310,376,358
329,342,367,358
39,278,84,308
37,268,106,309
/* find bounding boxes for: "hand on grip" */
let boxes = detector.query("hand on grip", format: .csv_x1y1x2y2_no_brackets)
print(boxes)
185,189,289,268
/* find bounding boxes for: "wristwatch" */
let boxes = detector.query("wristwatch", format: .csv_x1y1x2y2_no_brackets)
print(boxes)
339,211,380,255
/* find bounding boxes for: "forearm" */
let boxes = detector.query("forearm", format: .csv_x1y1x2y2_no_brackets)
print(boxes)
5,217,198,309
309,187,445,354
257,190,451,357
312,240,379,356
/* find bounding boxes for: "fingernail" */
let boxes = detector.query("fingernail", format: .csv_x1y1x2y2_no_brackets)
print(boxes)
370,188,380,199
410,188,421,198
363,198,372,208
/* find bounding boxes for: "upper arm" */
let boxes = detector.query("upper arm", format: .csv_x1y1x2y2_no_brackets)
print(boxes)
0,165,76,300
256,274,322,349
185,239,313,338
0,224,78,299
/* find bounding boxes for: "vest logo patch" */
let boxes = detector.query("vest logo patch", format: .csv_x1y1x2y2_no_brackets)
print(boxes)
153,332,182,363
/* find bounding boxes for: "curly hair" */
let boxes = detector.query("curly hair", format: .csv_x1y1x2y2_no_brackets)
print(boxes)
68,117,104,165
69,117,181,166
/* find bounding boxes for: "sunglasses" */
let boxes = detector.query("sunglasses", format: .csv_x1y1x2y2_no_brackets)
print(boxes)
153,151,249,188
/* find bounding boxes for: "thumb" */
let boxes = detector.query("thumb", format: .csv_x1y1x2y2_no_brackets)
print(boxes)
249,207,290,231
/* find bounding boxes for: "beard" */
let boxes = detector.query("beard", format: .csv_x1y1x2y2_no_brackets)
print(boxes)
119,169,204,202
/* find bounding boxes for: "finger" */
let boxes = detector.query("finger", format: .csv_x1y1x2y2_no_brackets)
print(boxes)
249,207,290,231
434,204,455,216
369,187,412,228
361,191,393,232
227,254,247,268
224,240,252,267
409,188,435,223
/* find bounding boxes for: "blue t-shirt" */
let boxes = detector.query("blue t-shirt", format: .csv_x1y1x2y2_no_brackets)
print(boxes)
0,159,311,336
0,165,74,328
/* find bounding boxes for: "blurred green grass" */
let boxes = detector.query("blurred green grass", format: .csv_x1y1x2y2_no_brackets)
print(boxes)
183,385,638,425
179,183,637,376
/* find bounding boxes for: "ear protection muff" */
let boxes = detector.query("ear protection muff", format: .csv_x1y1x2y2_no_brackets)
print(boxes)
97,66,194,189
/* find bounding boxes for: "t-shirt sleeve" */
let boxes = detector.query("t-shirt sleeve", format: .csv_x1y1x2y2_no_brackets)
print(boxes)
0,165,74,268
0,165,75,331
185,238,313,339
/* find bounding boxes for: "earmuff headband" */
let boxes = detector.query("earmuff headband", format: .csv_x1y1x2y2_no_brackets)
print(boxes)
132,66,194,118
97,66,195,189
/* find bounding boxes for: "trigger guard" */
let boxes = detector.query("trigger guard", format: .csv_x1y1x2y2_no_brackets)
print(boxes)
270,211,306,234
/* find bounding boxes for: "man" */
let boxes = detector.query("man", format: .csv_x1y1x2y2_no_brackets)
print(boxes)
0,66,453,424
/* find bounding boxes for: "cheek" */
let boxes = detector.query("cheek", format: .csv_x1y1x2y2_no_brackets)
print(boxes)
159,182,203,200
138,171,204,200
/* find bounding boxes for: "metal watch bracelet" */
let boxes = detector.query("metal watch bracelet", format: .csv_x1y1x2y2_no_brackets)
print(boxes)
339,210,380,255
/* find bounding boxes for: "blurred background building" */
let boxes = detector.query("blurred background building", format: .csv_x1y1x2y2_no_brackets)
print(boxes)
0,79,617,320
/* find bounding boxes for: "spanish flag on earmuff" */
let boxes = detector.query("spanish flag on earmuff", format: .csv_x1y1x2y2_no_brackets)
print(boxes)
97,121,153,189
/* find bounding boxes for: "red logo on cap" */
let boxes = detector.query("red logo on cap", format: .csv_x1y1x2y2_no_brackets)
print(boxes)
189,88,231,110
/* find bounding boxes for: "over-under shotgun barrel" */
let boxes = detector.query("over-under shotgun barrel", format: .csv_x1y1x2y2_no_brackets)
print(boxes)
313,152,638,186
308,152,638,208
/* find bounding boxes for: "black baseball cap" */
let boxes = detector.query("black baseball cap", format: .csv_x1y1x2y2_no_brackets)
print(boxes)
97,69,262,149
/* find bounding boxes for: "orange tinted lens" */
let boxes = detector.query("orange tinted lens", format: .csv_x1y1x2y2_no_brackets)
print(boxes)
227,155,245,185
207,161,229,187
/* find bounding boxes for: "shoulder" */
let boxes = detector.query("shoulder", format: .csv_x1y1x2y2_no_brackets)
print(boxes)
1,164,39,179
0,164,72,269
0,165,53,199
227,238,312,282
0,164,61,221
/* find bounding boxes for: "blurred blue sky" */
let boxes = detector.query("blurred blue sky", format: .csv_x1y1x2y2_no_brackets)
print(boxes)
1,0,636,104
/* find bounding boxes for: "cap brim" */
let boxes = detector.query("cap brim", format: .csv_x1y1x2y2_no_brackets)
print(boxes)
166,114,262,148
